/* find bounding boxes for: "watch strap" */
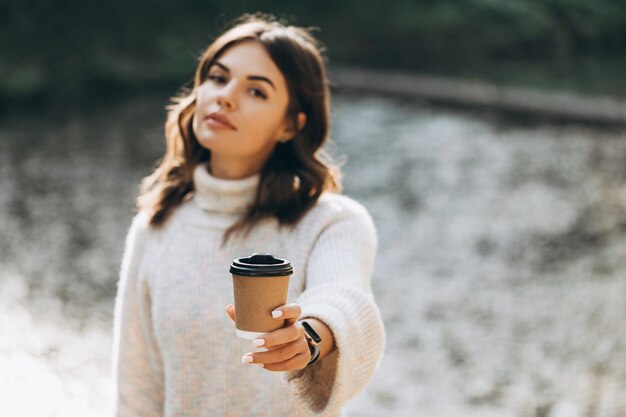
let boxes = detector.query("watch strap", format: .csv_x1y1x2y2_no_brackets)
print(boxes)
300,320,321,366
306,341,321,366
301,321,322,343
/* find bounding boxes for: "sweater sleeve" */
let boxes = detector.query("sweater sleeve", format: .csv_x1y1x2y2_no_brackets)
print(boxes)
283,199,386,416
111,212,164,417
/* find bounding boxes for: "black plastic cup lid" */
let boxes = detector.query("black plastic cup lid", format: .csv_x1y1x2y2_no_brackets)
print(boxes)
229,253,293,277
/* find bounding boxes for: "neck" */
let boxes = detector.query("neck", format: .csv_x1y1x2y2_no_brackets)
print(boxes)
192,161,260,214
209,155,266,180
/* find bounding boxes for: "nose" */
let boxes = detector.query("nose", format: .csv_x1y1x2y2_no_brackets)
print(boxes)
216,81,238,111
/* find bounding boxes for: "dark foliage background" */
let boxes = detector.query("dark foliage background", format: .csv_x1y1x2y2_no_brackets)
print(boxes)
3,0,626,107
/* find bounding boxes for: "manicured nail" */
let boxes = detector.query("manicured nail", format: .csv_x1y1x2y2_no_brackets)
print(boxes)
253,338,265,347
241,354,254,363
272,310,283,318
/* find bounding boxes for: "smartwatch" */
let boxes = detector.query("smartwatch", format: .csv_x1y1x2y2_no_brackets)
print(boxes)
300,320,322,366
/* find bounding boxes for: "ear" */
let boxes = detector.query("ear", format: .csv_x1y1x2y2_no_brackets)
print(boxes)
278,112,307,143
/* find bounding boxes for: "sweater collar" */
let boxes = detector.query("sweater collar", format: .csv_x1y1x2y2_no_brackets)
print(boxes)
192,162,260,214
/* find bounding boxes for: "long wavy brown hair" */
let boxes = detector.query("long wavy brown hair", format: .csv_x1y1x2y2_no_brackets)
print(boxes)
137,13,342,243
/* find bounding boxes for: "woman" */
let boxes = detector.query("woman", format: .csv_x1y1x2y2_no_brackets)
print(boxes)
112,13,385,417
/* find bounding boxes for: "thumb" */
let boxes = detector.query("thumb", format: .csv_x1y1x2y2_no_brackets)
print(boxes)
225,304,236,322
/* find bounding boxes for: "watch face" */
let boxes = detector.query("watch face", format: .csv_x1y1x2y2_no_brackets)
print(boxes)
301,321,322,344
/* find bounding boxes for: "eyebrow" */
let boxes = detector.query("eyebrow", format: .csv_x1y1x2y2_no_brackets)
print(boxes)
211,62,276,91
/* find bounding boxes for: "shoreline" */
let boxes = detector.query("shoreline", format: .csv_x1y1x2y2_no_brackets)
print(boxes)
329,66,626,125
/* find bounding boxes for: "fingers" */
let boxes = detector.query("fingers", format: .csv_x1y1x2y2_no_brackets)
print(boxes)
264,352,310,372
272,303,301,326
242,335,310,371
236,303,308,372
255,321,305,349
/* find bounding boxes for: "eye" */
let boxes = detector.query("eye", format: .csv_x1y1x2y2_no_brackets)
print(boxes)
250,88,267,99
208,74,226,84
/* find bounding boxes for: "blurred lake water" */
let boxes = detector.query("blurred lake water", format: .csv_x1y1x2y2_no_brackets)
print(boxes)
1,92,626,417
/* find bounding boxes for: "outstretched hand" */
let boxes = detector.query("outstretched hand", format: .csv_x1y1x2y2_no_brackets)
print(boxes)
225,304,311,372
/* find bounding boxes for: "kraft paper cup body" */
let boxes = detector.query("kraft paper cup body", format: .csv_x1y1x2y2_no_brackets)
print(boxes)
232,274,290,337
229,253,293,340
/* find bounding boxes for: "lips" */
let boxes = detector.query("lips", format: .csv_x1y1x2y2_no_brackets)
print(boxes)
206,112,237,130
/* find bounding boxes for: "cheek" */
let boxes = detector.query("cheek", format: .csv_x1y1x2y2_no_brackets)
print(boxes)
241,117,280,150
244,106,284,135
195,84,214,108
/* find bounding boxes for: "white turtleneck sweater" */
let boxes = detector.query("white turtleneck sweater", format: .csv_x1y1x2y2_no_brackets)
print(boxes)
111,162,385,417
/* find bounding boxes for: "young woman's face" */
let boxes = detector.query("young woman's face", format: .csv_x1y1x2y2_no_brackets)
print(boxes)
192,41,293,175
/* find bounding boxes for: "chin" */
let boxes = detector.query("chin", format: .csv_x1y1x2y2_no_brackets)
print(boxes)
196,131,224,149
197,139,220,152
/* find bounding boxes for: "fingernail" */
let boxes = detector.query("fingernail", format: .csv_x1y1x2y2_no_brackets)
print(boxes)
241,354,254,363
253,338,265,347
272,310,283,318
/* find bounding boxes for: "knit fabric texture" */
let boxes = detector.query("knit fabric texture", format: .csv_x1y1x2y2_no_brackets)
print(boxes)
111,162,386,417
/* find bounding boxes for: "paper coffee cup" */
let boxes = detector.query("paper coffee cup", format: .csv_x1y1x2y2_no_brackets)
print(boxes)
230,253,293,340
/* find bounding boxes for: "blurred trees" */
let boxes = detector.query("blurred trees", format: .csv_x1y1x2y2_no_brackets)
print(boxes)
2,0,626,105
